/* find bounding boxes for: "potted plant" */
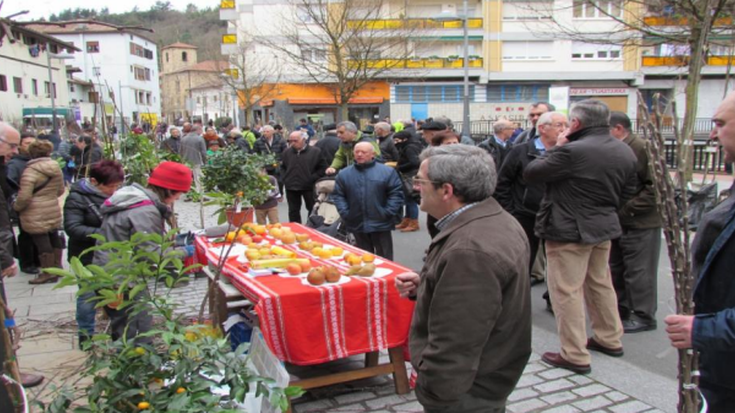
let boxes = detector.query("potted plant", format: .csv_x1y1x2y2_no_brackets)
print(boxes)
201,146,275,226
39,232,301,412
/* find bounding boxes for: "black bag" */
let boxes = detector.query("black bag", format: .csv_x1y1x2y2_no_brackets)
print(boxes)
398,171,421,202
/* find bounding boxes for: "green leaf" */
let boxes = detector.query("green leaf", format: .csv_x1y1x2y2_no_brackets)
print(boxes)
129,283,146,300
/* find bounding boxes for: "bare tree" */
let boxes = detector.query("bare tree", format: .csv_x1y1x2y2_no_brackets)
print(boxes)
522,0,735,182
217,36,282,127
260,0,418,121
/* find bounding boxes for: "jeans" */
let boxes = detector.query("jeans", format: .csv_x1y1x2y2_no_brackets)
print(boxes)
76,291,96,337
405,198,419,219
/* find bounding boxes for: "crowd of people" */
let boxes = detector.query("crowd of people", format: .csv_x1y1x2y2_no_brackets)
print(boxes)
0,91,733,410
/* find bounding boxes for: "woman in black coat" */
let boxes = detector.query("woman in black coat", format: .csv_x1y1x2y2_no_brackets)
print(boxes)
63,160,124,345
393,131,423,232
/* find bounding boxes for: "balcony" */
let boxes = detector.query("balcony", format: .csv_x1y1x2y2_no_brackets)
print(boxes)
347,18,483,30
347,57,483,70
642,55,735,66
643,16,732,26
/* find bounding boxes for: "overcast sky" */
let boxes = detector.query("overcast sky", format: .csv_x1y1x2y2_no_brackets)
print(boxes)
1,0,216,21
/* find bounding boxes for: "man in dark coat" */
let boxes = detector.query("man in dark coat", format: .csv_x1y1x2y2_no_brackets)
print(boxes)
373,122,399,162
253,125,288,194
608,112,662,333
280,131,327,223
6,132,40,274
666,92,735,412
395,144,530,412
478,119,514,170
160,127,182,154
525,99,637,375
315,123,340,166
332,142,403,260
495,112,567,282
512,102,555,145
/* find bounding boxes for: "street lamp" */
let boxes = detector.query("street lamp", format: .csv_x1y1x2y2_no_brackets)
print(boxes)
45,51,73,136
433,0,471,138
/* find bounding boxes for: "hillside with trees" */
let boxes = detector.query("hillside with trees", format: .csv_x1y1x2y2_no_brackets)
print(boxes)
47,1,225,61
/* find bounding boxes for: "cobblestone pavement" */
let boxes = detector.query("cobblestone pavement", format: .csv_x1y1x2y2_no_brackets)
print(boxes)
9,199,677,412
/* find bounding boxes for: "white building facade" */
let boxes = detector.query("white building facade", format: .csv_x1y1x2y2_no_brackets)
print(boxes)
24,21,162,131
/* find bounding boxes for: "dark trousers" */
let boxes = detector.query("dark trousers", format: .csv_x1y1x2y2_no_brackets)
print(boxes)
701,381,735,413
354,231,393,261
610,227,661,321
17,224,40,270
515,214,540,277
30,231,63,254
421,392,506,413
286,189,315,224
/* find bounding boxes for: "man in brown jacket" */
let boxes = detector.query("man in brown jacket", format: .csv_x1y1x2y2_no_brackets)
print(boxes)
396,145,531,412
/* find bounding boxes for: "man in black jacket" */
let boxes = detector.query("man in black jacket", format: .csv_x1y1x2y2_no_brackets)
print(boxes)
495,112,567,281
315,123,340,166
478,119,515,170
608,112,662,333
281,131,327,223
6,132,40,274
373,122,399,162
254,125,288,194
525,99,637,375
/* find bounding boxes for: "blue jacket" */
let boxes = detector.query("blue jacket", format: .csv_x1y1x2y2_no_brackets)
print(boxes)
691,183,735,391
331,160,404,233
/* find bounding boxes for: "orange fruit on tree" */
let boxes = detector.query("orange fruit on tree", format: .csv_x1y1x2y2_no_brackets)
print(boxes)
138,401,151,410
176,387,186,394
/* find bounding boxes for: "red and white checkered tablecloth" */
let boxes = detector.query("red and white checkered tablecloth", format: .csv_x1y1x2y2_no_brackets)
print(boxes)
194,223,415,366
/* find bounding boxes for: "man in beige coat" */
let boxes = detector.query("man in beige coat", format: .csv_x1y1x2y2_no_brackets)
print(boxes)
396,145,531,412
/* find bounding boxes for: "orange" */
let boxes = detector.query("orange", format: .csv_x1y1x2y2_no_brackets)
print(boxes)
225,231,237,242
362,253,375,263
137,401,150,410
176,387,186,394
331,247,343,257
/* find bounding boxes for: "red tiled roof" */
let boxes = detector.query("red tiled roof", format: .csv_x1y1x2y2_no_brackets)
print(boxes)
173,60,229,73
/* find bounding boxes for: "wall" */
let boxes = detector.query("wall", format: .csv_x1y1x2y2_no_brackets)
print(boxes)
0,39,69,126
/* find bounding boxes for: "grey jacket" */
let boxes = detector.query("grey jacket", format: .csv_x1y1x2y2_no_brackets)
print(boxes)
93,184,171,267
179,132,207,166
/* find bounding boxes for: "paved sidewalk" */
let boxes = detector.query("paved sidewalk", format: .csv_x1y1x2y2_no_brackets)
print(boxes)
6,199,678,412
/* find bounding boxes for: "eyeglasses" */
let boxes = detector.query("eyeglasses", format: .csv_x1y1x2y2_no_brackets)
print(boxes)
0,137,19,149
287,139,300,143
412,177,440,188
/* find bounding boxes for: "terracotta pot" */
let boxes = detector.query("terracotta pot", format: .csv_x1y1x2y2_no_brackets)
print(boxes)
225,207,254,226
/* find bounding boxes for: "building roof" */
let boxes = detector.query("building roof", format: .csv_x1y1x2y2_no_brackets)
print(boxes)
68,77,93,87
172,60,229,74
0,18,81,52
20,20,156,44
190,80,225,91
162,42,197,50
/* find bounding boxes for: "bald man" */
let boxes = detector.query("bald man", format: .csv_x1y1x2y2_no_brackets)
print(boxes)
665,92,735,411
0,122,45,388
331,142,404,260
478,119,515,170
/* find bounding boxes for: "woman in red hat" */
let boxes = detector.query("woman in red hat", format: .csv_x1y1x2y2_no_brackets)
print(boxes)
92,161,193,344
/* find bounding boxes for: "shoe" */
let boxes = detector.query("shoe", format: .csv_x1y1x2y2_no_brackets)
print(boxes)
20,372,44,388
400,219,420,232
623,317,657,333
395,218,410,230
28,272,59,285
29,252,59,285
541,352,591,375
587,337,624,357
21,266,40,274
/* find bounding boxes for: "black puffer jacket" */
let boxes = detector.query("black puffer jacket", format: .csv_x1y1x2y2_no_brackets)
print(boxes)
524,126,637,244
253,135,288,177
395,134,423,176
494,140,545,219
63,179,108,265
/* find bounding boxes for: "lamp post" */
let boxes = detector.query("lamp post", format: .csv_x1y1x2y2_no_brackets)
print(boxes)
433,0,471,138
46,51,72,135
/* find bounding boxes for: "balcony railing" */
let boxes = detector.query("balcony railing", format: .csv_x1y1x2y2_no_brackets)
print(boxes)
347,57,483,70
347,18,483,30
642,55,735,67
643,16,732,26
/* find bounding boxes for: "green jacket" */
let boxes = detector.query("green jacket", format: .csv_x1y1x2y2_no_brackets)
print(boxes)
329,134,381,171
243,131,257,149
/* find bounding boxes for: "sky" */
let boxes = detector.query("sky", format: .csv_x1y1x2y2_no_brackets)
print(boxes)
1,0,216,21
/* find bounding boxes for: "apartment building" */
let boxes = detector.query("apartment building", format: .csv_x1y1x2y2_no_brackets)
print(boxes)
0,18,78,128
219,0,733,129
23,21,162,130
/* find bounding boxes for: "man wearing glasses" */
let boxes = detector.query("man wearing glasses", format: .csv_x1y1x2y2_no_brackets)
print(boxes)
280,131,326,223
512,101,555,145
495,112,568,285
395,145,531,413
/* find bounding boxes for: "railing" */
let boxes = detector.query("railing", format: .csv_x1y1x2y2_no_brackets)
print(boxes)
349,57,483,70
643,16,732,26
347,18,483,30
642,55,735,67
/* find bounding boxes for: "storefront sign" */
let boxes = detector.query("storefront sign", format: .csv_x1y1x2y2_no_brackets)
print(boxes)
549,86,570,114
570,88,629,96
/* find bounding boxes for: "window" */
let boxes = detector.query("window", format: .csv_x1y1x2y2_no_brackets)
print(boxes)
213,95,218,103
487,85,549,102
182,52,188,62
52,82,57,98
502,41,554,60
70,83,75,92
571,42,622,60
32,79,38,96
301,48,326,62
573,0,622,19
0,75,7,92
146,92,151,105
166,53,169,62
197,97,201,104
44,81,50,96
394,85,476,103
86,41,100,53
13,77,22,94
145,68,151,81
130,42,154,59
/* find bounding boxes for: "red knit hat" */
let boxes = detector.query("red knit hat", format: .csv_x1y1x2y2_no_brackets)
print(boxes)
148,161,193,192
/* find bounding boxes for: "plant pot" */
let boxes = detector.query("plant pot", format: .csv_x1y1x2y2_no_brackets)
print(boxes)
226,207,254,226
